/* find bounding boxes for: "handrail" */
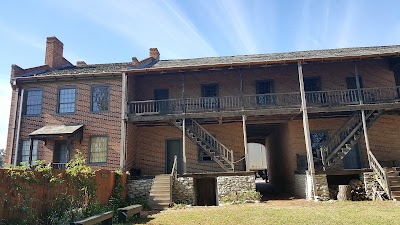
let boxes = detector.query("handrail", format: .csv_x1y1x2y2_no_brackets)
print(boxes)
187,119,235,171
323,110,377,163
129,86,400,116
368,151,391,199
170,155,178,180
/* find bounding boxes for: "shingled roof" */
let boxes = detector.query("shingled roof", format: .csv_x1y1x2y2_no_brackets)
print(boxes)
20,45,400,78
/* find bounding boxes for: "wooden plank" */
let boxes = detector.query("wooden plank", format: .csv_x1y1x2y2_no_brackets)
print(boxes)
70,211,113,225
118,204,143,223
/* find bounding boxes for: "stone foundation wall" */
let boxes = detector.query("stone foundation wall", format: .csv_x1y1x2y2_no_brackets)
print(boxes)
216,175,256,201
362,172,375,200
172,177,194,205
127,178,154,200
314,174,330,200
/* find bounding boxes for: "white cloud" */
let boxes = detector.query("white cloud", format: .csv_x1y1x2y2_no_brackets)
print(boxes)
45,0,218,59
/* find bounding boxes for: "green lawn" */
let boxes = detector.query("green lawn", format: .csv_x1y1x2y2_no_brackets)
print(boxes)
127,200,400,225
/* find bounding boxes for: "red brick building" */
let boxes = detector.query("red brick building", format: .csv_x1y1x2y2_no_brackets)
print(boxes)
5,37,400,199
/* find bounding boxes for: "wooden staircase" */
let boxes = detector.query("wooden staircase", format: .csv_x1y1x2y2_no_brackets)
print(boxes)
386,167,400,200
148,174,172,209
321,110,382,169
172,119,235,172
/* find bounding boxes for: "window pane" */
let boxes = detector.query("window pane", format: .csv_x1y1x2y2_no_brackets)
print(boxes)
92,86,110,112
59,88,76,113
20,140,39,164
90,137,107,163
25,90,42,115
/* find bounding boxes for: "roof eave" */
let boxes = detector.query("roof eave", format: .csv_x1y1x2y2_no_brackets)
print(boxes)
14,72,122,85
123,52,400,74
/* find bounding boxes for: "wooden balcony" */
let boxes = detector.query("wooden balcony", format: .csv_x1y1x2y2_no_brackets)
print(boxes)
128,86,400,121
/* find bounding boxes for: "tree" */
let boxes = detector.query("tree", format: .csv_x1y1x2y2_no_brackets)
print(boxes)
0,148,5,168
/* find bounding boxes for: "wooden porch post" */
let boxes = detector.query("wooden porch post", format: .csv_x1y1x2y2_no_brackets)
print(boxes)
240,69,244,109
182,118,187,173
181,73,187,173
242,115,249,171
355,64,372,166
120,72,127,171
298,61,317,199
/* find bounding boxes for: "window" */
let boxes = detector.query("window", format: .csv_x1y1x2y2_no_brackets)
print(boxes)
198,148,212,161
21,140,39,164
91,85,110,112
256,80,275,105
89,136,108,163
346,77,363,89
304,77,323,104
201,84,219,109
304,77,321,92
24,89,43,115
58,87,76,113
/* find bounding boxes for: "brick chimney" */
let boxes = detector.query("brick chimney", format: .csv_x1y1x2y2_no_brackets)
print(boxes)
132,57,140,67
149,48,160,60
76,61,87,66
45,36,64,68
11,64,24,79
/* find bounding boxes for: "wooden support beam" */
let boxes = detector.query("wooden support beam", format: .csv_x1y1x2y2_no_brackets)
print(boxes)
120,72,127,171
242,115,249,171
298,61,317,200
182,118,187,173
355,64,372,166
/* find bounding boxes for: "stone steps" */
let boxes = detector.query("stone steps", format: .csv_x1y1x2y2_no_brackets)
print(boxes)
149,175,172,209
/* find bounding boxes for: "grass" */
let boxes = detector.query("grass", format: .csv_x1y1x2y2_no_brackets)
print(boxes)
125,200,400,225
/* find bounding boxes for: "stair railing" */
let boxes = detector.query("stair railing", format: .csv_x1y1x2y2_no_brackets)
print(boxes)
368,151,391,199
170,155,178,180
322,110,377,165
187,119,235,171
321,112,361,163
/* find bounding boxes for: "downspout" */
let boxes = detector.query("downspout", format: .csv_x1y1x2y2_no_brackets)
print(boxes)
120,72,127,171
8,87,19,164
13,88,24,166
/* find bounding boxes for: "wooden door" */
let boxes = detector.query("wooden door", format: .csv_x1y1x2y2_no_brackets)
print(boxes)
166,139,183,174
195,178,217,206
154,89,169,114
343,143,362,169
53,140,69,169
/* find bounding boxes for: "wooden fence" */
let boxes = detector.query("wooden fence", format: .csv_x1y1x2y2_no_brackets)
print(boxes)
0,169,127,220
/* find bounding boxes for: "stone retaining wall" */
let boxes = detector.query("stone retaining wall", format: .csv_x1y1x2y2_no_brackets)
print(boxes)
362,172,375,200
172,177,194,205
216,175,256,201
314,174,330,200
127,177,154,200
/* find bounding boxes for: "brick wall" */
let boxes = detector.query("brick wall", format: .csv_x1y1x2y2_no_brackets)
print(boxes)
6,77,122,170
127,122,245,175
131,59,396,101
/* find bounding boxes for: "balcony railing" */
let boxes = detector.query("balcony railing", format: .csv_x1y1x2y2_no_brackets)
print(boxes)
129,86,400,116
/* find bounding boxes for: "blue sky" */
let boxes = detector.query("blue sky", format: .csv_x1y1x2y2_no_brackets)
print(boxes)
0,0,400,149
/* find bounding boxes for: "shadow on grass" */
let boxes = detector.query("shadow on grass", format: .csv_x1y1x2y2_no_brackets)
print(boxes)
120,210,161,225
